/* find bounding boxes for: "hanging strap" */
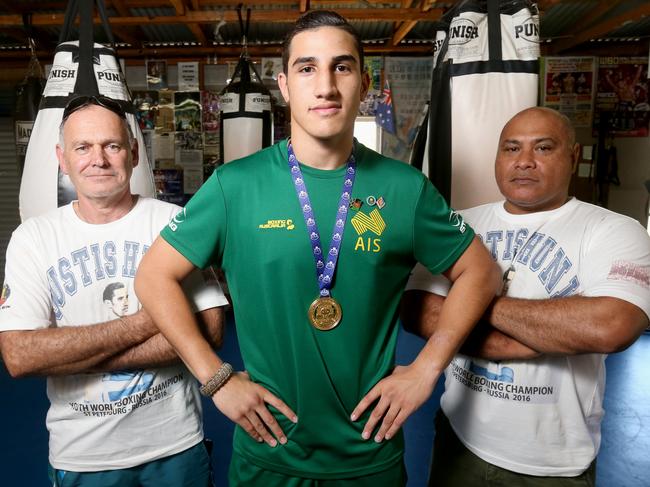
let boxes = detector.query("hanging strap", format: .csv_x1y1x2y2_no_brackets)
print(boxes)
58,0,79,44
96,0,116,47
237,4,245,43
487,0,502,62
72,0,99,95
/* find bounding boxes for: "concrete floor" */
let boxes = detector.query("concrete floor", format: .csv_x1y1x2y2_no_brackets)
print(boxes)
1,316,649,486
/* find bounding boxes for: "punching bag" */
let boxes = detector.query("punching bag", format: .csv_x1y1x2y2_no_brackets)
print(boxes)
219,7,272,163
19,0,155,221
413,0,539,209
14,38,45,179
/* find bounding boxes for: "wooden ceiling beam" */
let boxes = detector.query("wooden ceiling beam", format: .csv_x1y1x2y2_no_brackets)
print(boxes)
111,26,142,46
126,0,295,6
391,20,419,46
0,0,437,14
552,3,650,53
188,23,208,45
537,0,586,9
0,0,19,13
0,8,445,28
0,0,424,9
558,0,624,38
388,0,433,46
167,0,185,15
1,28,28,43
110,0,132,17
107,0,147,48
183,0,208,45
0,43,433,62
390,0,414,46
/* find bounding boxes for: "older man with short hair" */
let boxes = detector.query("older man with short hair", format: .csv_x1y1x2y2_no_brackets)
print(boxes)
0,95,228,486
403,106,650,487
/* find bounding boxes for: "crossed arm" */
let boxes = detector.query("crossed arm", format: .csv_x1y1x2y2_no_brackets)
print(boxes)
0,306,224,378
401,290,648,361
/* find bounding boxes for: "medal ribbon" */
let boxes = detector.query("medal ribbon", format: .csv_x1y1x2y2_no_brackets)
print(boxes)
287,142,356,298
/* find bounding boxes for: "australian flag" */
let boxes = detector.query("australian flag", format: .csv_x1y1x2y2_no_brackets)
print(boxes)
375,79,396,134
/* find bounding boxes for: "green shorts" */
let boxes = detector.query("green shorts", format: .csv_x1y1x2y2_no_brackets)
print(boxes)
429,411,596,487
229,452,407,487
48,441,212,487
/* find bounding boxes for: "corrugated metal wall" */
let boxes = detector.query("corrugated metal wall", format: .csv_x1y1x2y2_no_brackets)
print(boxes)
0,115,21,284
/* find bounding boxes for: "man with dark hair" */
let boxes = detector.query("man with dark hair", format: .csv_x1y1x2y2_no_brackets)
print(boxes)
103,282,129,319
136,10,500,487
403,107,650,487
0,96,228,486
280,10,364,74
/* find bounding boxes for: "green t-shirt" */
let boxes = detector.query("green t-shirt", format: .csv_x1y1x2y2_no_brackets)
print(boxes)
161,139,474,478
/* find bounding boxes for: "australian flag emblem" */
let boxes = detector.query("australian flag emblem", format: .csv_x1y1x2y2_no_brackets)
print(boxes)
375,79,396,134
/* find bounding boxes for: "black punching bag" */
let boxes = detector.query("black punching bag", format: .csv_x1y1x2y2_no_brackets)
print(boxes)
219,7,272,163
412,0,540,209
14,33,45,178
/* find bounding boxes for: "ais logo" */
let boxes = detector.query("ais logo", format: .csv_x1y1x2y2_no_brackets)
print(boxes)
351,209,386,253
449,18,479,45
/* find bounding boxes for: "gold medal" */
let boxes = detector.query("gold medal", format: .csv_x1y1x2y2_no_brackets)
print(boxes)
308,296,342,331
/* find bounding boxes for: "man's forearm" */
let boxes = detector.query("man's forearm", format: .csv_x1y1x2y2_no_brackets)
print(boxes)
413,272,498,374
135,238,225,384
0,310,157,378
91,333,180,372
410,239,501,375
402,290,540,361
91,307,225,372
488,295,648,354
460,322,540,361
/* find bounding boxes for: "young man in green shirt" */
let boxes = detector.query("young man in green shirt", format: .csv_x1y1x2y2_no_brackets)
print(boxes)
136,10,500,486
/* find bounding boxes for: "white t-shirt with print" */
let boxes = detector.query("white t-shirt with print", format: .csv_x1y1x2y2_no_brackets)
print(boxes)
407,198,650,477
0,197,228,471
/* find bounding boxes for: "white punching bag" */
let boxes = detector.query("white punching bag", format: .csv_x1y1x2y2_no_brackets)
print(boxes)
219,7,273,163
412,0,540,209
19,0,154,221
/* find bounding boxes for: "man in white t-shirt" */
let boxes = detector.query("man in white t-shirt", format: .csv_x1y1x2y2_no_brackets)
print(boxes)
0,96,229,486
403,107,650,486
